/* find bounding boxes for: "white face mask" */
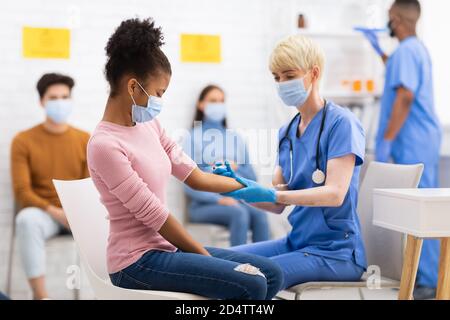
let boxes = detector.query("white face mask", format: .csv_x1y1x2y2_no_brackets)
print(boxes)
45,99,74,124
130,81,163,123
276,73,312,108
204,102,226,122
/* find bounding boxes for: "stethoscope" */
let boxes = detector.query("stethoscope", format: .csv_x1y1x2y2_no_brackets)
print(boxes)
278,100,328,186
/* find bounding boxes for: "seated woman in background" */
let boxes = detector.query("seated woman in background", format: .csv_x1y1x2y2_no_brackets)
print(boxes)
183,85,270,246
87,17,283,300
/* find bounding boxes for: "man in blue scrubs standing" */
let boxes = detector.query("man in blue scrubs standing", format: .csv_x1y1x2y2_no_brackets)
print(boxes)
360,0,442,299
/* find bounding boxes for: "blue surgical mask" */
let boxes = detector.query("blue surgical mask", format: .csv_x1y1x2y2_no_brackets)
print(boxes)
130,81,163,123
204,102,226,122
45,99,74,124
277,75,312,108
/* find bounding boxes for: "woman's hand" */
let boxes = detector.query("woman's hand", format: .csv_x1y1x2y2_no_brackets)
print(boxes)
46,205,70,230
223,179,277,203
213,160,237,178
214,161,277,204
159,215,210,256
218,197,239,206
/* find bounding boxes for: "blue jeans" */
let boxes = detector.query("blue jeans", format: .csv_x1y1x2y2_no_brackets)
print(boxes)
0,291,10,300
110,247,284,300
189,202,270,246
233,238,365,289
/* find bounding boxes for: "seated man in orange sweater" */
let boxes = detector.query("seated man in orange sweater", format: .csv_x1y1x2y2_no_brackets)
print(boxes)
11,73,90,300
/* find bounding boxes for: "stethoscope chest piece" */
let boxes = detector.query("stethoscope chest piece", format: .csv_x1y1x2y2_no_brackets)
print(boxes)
312,169,326,185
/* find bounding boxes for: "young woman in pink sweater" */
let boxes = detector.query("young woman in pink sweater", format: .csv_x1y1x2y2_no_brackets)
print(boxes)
87,18,283,300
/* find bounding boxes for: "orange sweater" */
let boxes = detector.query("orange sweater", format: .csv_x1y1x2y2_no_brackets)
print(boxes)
11,124,90,210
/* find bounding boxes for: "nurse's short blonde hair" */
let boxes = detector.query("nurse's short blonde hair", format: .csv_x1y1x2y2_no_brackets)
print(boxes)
269,35,325,78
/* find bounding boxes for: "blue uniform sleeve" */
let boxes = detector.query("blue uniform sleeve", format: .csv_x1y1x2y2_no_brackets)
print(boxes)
327,114,365,166
388,45,420,94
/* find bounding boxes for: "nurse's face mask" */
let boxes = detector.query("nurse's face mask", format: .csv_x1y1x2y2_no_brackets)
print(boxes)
130,80,163,123
276,71,312,108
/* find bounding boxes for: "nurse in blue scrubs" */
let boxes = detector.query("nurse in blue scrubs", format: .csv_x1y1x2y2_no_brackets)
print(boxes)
214,35,367,289
358,0,442,297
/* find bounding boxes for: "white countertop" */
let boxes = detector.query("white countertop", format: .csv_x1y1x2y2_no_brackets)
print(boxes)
373,188,450,237
374,188,450,201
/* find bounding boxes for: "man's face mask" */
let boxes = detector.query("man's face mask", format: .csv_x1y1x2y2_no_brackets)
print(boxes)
45,99,74,124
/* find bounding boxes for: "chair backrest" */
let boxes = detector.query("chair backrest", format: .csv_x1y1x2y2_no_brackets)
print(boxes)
53,178,109,279
357,161,423,280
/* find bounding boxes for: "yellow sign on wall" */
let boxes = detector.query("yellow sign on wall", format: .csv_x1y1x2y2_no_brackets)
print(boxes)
23,27,71,59
180,34,221,63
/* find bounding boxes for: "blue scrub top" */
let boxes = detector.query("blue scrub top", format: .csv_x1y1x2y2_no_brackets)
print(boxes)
378,36,442,166
278,101,367,269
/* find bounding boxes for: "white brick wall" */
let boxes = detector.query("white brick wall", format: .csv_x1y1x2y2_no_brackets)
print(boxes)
4,0,448,298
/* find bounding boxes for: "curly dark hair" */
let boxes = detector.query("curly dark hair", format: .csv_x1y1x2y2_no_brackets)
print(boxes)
36,73,75,98
105,17,172,96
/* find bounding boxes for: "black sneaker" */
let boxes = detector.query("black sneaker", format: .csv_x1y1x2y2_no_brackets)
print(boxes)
413,286,436,300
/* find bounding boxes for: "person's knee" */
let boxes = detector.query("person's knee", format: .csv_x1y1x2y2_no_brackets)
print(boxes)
228,206,250,226
235,272,268,300
16,208,42,232
251,209,269,227
268,261,285,293
253,258,284,295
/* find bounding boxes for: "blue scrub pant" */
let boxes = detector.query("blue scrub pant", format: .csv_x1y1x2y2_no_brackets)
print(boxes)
415,161,440,288
189,203,270,246
232,238,364,289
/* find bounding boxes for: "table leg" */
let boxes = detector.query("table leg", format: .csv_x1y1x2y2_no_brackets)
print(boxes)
398,235,423,300
436,238,450,300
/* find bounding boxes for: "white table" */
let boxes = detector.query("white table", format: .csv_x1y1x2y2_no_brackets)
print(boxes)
373,188,450,300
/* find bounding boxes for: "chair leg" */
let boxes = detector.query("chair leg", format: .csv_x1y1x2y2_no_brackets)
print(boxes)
358,287,365,300
436,238,450,300
398,235,423,300
72,251,81,300
5,219,16,296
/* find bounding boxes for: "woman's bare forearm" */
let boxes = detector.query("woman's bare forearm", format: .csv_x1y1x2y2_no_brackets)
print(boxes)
158,215,210,256
184,167,244,193
276,185,345,207
252,202,286,214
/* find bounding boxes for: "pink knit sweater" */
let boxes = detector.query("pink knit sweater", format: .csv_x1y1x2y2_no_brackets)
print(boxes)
87,119,196,274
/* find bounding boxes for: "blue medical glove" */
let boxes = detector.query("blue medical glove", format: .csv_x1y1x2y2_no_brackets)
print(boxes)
375,139,393,163
214,161,276,202
354,27,386,57
223,178,277,204
213,160,237,178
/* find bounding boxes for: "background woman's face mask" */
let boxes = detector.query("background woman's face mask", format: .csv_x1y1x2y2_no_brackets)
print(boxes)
45,99,74,124
204,102,226,122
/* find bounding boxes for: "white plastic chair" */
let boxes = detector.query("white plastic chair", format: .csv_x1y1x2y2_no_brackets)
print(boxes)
279,161,424,300
53,178,207,300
